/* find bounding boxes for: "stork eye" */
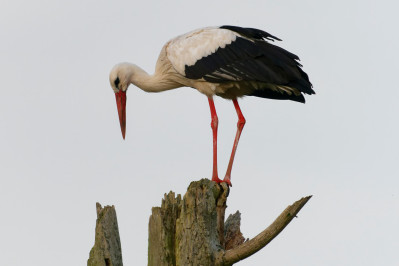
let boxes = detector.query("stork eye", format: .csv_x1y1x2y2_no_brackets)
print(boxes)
114,77,120,88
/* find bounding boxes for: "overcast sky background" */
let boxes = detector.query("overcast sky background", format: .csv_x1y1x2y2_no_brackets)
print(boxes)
1,0,398,265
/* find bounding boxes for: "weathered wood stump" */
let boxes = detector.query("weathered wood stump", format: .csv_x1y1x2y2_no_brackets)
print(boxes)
148,178,311,266
88,179,311,265
148,179,227,265
88,203,123,266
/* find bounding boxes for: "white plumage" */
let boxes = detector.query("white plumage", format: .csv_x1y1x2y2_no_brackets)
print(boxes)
167,27,237,75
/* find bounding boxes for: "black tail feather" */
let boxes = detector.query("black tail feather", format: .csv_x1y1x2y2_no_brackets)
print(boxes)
250,89,306,103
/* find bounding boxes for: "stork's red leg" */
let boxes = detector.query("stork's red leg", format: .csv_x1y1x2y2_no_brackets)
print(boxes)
208,97,222,183
224,99,246,186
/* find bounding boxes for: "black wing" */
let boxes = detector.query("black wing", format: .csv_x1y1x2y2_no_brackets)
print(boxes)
184,26,314,98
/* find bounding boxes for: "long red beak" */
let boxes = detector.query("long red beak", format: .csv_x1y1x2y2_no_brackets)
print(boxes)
115,90,126,139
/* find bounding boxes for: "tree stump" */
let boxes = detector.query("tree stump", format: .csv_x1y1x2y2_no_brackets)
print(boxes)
148,191,181,265
88,203,123,266
148,179,311,265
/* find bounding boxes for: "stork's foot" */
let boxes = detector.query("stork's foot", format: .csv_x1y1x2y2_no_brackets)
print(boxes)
211,177,232,187
222,176,232,187
211,176,232,187
211,176,223,184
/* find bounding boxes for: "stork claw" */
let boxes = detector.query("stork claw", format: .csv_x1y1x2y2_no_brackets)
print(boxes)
211,176,223,183
211,177,232,187
222,177,232,187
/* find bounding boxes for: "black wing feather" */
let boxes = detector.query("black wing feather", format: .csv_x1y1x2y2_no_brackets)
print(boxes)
184,26,314,99
220,25,282,42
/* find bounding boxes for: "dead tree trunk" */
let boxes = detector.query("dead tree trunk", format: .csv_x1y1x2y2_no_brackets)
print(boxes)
88,203,123,266
148,179,311,265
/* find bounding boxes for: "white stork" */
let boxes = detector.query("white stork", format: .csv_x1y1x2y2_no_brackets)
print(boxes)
109,25,314,186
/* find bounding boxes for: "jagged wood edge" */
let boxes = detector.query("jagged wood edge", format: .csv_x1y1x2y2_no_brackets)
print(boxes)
218,195,312,265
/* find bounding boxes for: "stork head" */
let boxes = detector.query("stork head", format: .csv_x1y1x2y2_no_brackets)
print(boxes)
109,63,134,139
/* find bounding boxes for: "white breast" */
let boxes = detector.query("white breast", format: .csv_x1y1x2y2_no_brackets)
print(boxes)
166,27,238,76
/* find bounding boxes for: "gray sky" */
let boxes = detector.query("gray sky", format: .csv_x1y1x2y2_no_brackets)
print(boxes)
1,0,398,265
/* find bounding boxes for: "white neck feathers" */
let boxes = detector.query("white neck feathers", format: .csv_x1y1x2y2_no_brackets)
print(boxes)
126,64,180,93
